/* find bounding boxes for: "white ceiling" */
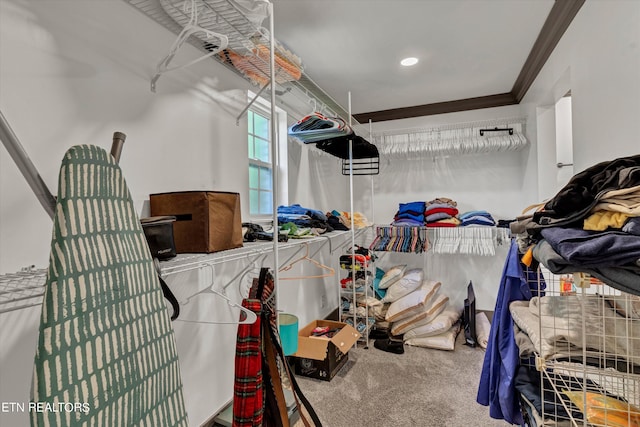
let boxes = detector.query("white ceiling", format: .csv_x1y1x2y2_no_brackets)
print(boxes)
271,0,555,115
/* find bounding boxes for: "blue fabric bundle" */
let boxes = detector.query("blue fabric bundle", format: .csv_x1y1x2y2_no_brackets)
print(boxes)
540,226,640,267
393,201,426,225
477,241,545,424
459,210,496,226
278,204,327,223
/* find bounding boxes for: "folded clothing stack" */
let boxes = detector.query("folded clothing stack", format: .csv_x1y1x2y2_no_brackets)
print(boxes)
277,204,336,237
425,198,460,227
278,203,327,225
392,201,426,227
459,210,496,226
386,198,499,229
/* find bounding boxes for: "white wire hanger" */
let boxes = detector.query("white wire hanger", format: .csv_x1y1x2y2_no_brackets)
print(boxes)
219,252,268,293
177,264,257,325
151,0,229,92
279,242,335,280
374,118,527,158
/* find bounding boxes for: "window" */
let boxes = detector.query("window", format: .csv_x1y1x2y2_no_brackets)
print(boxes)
248,109,273,216
246,91,288,220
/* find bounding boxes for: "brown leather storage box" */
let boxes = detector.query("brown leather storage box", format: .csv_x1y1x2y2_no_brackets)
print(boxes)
149,191,243,253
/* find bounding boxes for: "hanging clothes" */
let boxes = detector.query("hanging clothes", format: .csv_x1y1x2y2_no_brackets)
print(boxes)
476,240,544,425
233,268,323,427
233,299,264,427
31,145,188,427
368,226,428,253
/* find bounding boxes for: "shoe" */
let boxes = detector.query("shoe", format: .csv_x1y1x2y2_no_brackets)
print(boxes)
369,327,389,340
374,335,405,354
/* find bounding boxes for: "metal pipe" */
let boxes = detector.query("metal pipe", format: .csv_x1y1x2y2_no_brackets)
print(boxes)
267,2,280,319
0,110,56,219
236,83,270,125
110,131,127,163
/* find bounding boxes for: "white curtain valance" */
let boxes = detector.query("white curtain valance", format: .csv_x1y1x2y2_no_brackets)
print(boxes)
373,118,528,158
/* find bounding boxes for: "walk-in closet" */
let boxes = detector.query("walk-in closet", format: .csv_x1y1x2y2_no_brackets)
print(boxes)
1,1,639,426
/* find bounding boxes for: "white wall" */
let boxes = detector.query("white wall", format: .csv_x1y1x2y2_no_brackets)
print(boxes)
0,1,341,425
2,0,638,424
0,0,255,274
521,1,640,175
368,104,536,220
359,105,531,311
351,0,640,311
287,142,351,214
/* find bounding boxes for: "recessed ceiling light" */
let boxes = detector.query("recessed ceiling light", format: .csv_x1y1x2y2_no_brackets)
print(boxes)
400,57,419,67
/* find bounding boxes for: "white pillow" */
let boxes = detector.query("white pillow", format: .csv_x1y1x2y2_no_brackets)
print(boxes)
403,305,462,340
390,294,449,336
378,265,407,289
405,322,461,350
385,280,441,323
381,269,424,303
420,280,441,298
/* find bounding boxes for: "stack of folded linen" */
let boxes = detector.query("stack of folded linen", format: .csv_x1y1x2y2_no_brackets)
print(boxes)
277,203,336,237
392,201,426,227
425,198,460,227
459,210,496,226
277,204,327,226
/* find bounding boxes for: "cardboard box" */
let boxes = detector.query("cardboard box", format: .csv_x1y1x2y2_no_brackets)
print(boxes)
290,320,360,381
149,191,243,253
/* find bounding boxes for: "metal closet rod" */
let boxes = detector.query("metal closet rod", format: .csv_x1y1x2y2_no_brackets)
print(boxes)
160,228,363,278
479,127,514,136
0,110,56,219
0,109,126,219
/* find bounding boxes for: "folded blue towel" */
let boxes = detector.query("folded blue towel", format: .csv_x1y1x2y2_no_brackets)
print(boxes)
398,201,426,215
459,210,493,221
461,216,496,226
278,204,327,221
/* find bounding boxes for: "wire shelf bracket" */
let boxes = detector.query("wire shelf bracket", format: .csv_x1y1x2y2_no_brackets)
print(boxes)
341,157,380,176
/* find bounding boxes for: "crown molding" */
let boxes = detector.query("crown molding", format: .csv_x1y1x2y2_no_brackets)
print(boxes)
354,0,585,123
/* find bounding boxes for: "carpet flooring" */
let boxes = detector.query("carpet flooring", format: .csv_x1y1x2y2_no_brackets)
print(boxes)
294,333,507,427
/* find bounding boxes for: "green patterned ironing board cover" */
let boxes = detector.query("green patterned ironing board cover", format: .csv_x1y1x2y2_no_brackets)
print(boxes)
31,145,188,426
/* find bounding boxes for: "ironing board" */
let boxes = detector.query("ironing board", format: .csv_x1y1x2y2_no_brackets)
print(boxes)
31,145,188,426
